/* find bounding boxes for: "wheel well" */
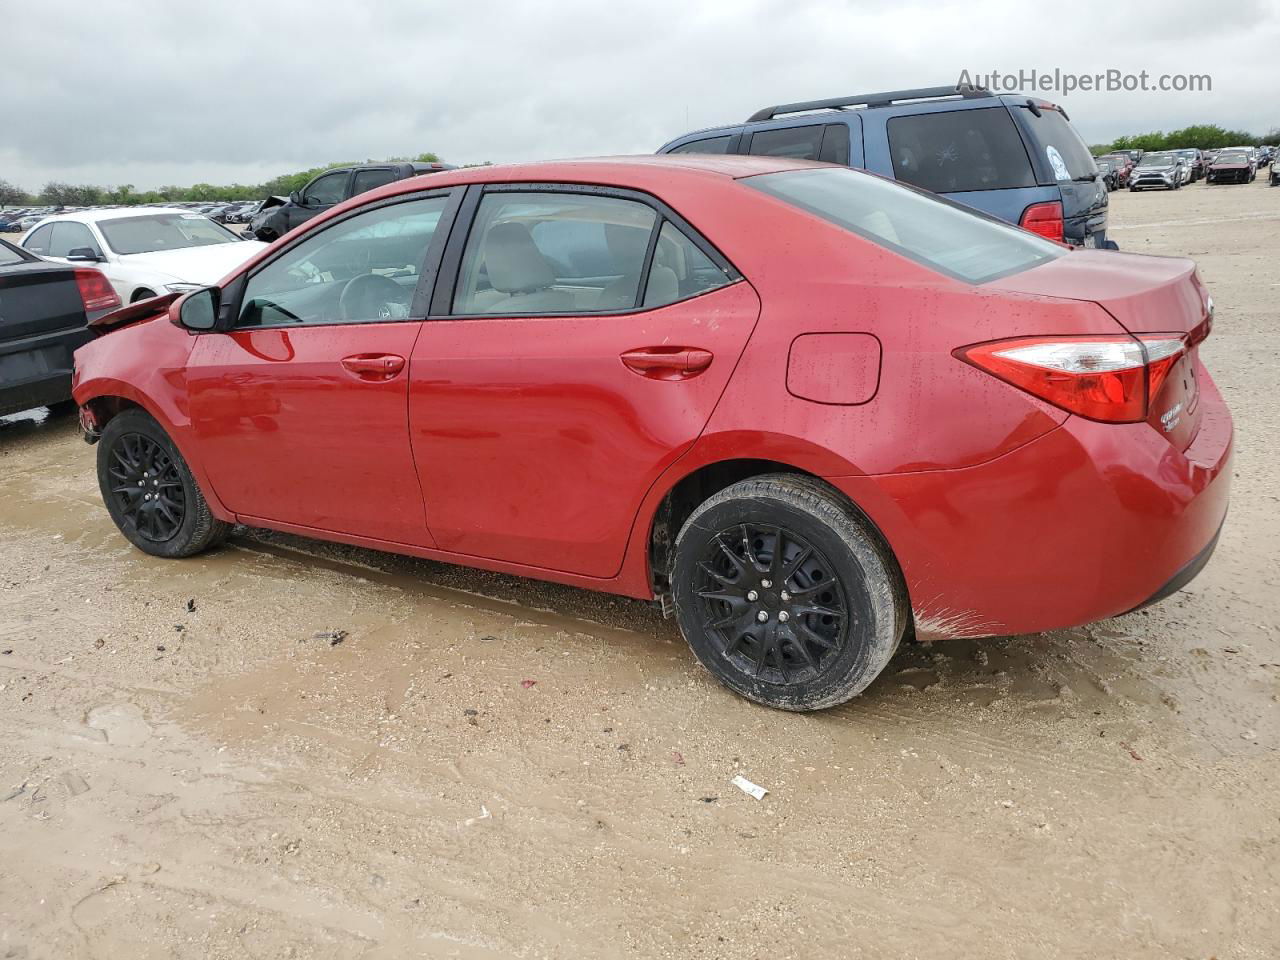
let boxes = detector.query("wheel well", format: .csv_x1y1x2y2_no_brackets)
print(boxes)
84,395,142,433
648,459,827,597
647,458,913,635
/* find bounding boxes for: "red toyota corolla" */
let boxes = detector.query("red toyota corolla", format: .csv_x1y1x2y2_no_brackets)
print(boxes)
73,157,1232,710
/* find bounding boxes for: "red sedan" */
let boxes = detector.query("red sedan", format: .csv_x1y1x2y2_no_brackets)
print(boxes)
73,157,1232,711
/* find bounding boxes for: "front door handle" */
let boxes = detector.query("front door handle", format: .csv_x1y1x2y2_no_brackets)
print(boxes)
621,347,714,380
341,353,406,381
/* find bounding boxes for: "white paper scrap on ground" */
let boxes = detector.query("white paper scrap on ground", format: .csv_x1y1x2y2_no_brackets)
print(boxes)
731,775,768,800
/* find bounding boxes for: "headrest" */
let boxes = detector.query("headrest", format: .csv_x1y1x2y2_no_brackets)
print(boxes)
485,222,555,294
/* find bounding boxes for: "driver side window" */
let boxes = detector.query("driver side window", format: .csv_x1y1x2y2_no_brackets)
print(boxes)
302,171,349,206
237,195,449,328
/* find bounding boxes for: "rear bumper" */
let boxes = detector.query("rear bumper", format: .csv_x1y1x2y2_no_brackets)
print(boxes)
826,369,1232,639
0,324,92,417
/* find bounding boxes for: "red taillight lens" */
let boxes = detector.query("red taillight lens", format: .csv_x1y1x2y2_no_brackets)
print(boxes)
1019,201,1064,243
956,334,1187,423
74,268,121,313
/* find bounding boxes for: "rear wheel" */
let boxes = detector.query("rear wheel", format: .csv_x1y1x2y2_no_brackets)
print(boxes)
130,288,156,303
671,475,906,711
96,409,229,558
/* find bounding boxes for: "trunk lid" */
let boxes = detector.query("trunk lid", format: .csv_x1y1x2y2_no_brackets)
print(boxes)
988,250,1211,451
0,262,85,341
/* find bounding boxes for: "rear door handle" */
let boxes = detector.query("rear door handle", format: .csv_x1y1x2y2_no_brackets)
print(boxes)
621,347,714,380
341,353,406,381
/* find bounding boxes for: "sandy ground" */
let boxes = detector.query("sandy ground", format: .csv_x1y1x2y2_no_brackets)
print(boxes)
1,175,1278,960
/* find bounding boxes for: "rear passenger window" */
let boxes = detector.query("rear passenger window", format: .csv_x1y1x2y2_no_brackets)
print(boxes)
748,125,825,160
453,193,657,315
23,224,53,256
352,169,397,195
887,108,1035,193
643,222,734,308
668,136,732,155
0,243,24,266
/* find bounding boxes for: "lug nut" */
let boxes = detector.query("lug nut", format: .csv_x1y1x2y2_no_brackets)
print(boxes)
747,590,759,601
780,590,791,601
761,579,772,589
756,611,769,623
778,611,790,623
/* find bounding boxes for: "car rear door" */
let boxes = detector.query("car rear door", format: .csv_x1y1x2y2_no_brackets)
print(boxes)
408,184,760,578
186,190,459,544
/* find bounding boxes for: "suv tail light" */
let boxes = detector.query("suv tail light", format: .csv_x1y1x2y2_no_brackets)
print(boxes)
1019,201,1064,243
955,333,1190,423
74,268,122,313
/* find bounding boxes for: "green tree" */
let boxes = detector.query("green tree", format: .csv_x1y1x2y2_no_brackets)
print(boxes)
0,179,30,206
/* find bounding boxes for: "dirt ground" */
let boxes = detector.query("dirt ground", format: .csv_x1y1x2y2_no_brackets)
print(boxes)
1,175,1278,960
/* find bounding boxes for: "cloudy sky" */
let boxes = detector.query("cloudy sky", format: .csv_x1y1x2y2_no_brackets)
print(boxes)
3,0,1278,191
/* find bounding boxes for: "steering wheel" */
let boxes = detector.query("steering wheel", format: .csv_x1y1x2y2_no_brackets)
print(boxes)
338,273,411,322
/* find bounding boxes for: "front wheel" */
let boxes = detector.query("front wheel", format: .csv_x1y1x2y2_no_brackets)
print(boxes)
671,475,906,711
96,409,230,558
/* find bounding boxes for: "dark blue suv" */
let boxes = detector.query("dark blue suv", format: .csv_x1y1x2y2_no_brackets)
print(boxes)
658,86,1113,248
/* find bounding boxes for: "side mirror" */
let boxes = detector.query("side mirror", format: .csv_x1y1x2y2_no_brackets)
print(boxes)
289,191,302,205
67,247,102,262
177,287,219,332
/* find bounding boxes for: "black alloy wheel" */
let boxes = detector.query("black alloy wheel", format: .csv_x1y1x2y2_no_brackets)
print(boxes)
105,432,187,542
694,523,848,685
671,475,906,711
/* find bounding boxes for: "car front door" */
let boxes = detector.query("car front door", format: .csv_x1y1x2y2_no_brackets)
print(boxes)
291,169,351,232
408,185,761,578
186,190,458,544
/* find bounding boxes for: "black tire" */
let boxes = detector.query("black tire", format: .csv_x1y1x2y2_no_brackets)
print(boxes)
96,409,230,558
130,288,157,303
671,474,906,711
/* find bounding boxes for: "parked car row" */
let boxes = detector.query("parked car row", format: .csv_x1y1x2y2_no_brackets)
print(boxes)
1089,144,1277,192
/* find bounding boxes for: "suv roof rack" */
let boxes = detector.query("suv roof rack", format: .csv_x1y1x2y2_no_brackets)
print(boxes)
746,85,994,123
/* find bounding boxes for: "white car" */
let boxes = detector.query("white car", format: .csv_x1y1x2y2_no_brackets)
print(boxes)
20,208,267,304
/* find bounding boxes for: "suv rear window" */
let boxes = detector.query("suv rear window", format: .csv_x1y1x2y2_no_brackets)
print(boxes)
887,107,1035,193
1018,108,1097,181
746,167,1063,284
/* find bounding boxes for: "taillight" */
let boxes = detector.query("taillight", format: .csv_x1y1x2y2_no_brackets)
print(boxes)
74,268,121,313
1019,201,1064,243
956,334,1188,423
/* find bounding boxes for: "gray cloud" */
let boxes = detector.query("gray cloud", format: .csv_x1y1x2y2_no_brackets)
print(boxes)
2,0,1278,191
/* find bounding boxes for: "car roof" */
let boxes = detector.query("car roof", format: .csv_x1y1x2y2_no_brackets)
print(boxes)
29,207,196,226
364,154,822,202
662,90,1049,145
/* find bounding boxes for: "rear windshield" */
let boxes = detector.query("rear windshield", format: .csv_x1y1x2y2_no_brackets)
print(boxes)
746,167,1064,284
887,107,1035,193
98,213,239,255
1018,108,1097,180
